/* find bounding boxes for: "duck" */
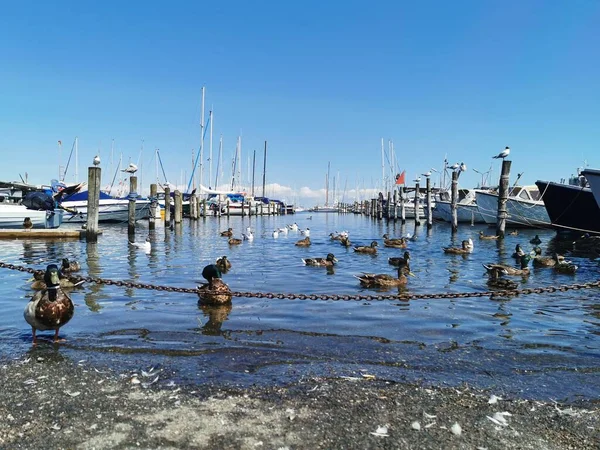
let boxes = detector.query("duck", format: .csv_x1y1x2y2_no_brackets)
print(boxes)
531,248,564,267
443,240,473,254
228,237,243,245
215,256,232,272
300,228,310,237
295,236,311,247
486,267,519,290
61,258,81,273
553,255,578,274
23,217,33,230
129,237,151,252
302,253,337,267
242,230,254,241
383,236,407,249
509,229,519,236
353,241,378,254
530,235,542,245
512,244,525,259
197,264,232,305
356,266,410,288
483,254,531,276
220,228,233,237
479,230,499,240
329,232,343,241
388,251,410,268
30,270,83,291
24,264,75,344
339,236,352,247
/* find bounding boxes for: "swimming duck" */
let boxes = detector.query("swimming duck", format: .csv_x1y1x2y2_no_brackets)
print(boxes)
509,229,519,236
512,244,525,259
197,264,232,305
302,253,337,267
356,266,410,287
443,240,473,254
486,267,518,290
295,236,311,247
353,241,378,254
228,237,243,245
215,256,232,272
530,235,542,245
30,269,83,290
300,228,310,237
340,236,352,247
483,254,531,276
479,231,499,240
329,232,343,241
388,251,410,268
220,228,233,237
24,264,75,344
23,217,33,230
383,236,407,249
553,255,578,274
531,248,564,267
61,258,81,273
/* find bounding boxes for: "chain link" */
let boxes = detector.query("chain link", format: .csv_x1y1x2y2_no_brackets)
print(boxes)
3,261,599,301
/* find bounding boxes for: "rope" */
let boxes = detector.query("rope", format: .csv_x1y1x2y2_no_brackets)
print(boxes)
4,261,599,302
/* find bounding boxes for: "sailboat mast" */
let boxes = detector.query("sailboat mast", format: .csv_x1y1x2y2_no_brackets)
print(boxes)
381,138,385,192
238,135,242,190
75,136,79,183
199,86,205,191
209,109,213,189
262,141,267,198
215,135,222,188
251,150,256,196
326,161,330,207
58,140,62,180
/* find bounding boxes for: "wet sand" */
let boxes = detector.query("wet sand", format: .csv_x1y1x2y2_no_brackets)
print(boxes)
1,352,598,449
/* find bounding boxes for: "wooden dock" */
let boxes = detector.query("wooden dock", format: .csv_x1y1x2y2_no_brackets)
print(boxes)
0,229,94,239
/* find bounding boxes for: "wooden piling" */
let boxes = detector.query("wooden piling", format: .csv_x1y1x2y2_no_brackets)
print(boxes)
426,177,432,229
86,166,101,242
450,171,459,233
164,186,171,226
149,183,157,230
386,192,391,220
392,190,398,221
496,160,512,238
127,176,137,235
400,187,406,224
377,195,383,220
174,190,182,223
190,192,198,219
414,183,421,226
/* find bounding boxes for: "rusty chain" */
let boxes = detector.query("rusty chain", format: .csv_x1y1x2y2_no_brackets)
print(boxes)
3,261,599,302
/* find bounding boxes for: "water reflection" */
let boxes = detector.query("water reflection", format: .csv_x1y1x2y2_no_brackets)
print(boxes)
84,242,102,312
198,303,232,336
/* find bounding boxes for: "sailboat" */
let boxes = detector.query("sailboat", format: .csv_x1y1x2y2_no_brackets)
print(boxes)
309,162,339,213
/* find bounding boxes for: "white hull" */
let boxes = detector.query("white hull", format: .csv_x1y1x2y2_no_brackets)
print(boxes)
61,199,151,223
475,190,551,228
433,201,486,223
581,169,600,209
0,204,63,229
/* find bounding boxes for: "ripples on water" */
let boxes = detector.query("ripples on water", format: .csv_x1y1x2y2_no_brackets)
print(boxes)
1,213,598,401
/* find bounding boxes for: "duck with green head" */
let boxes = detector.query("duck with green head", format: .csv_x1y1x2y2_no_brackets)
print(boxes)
388,251,410,268
486,266,518,290
198,264,232,305
302,253,337,267
530,235,542,245
24,264,75,344
61,258,81,273
483,254,531,276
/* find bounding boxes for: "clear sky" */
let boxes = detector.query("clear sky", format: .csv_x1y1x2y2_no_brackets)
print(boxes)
1,1,599,206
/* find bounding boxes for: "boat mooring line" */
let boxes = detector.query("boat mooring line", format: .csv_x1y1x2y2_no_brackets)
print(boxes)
3,261,599,302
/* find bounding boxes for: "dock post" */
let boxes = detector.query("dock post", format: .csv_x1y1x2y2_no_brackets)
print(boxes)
426,177,432,229
164,186,171,227
414,183,421,226
174,190,182,223
386,192,391,221
451,171,459,233
86,166,101,242
377,195,383,220
127,176,138,235
392,190,398,221
400,187,406,224
190,192,198,219
149,183,157,231
496,160,512,238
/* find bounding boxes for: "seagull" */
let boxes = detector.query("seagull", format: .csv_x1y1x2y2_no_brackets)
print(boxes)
300,227,310,237
493,146,510,159
422,171,432,178
450,162,460,171
272,229,279,238
242,230,254,241
278,227,288,234
413,177,421,183
459,162,467,172
129,236,151,253
93,155,101,166
122,163,138,174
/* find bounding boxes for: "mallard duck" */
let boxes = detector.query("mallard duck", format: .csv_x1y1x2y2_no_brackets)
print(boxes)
443,240,473,254
483,254,531,276
383,234,407,248
220,228,233,237
23,217,33,230
340,236,352,247
228,237,243,245
356,266,410,287
61,258,81,273
302,253,337,267
512,244,525,259
553,255,578,274
215,256,232,272
197,264,232,305
30,270,83,290
530,235,542,245
24,264,75,344
479,230,499,240
531,248,563,267
389,251,411,268
509,229,519,236
486,267,518,290
353,241,378,254
295,236,311,247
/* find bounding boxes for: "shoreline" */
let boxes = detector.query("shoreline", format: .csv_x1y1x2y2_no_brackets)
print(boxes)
1,353,598,449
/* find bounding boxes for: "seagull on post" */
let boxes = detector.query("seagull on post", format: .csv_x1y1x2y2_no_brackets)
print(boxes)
93,155,101,166
450,162,460,171
421,168,438,178
122,163,138,174
493,146,510,159
459,162,467,172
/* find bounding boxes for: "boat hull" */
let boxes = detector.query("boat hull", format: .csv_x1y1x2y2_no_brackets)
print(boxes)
535,180,600,235
433,201,485,223
581,169,600,210
475,190,551,228
0,205,63,229
61,199,151,223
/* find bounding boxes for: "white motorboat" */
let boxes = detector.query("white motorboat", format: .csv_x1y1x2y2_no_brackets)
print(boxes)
60,190,151,223
0,204,63,229
475,185,551,228
433,189,486,224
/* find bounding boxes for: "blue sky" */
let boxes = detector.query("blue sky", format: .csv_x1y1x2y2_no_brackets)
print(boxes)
1,1,599,205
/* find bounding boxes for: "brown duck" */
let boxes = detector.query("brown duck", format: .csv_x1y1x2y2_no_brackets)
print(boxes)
356,266,410,287
216,255,232,272
220,228,233,237
353,241,378,254
295,237,311,247
197,264,232,305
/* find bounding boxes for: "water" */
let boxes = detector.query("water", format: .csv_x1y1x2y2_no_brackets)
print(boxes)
1,214,599,401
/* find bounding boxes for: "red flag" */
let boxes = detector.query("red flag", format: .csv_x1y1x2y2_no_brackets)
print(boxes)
395,170,406,185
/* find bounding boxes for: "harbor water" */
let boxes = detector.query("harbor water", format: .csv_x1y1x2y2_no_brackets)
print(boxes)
0,213,598,402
